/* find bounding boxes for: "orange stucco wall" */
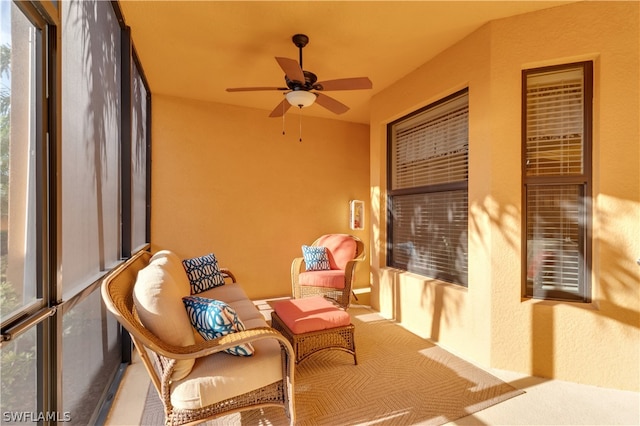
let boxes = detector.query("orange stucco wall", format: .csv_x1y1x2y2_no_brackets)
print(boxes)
370,1,639,391
150,95,370,301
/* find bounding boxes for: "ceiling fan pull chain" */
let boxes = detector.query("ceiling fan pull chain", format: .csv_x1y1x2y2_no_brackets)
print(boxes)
282,100,286,135
299,107,303,142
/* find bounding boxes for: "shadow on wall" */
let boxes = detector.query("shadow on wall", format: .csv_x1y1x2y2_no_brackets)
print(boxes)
65,0,126,421
471,194,639,380
72,0,121,271
373,188,638,381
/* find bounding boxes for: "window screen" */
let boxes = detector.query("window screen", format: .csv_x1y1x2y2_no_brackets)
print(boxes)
61,0,122,298
61,1,124,422
1,0,40,323
388,89,469,286
131,60,148,252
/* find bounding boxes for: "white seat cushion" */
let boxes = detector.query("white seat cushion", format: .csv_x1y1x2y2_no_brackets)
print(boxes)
194,284,263,322
170,330,283,410
227,299,265,322
198,282,249,303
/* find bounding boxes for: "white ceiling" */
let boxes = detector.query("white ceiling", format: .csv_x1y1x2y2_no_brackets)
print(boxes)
119,1,573,124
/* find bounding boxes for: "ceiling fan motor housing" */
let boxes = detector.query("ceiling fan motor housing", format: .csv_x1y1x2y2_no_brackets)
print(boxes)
285,71,319,91
287,33,314,90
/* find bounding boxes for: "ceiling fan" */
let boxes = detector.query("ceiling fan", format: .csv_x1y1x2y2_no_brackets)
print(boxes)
226,34,372,117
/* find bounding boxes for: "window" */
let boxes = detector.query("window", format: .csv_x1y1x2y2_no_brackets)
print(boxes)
387,89,469,286
1,0,151,422
523,62,592,302
58,2,152,422
130,58,149,252
60,2,125,420
0,0,41,326
0,0,47,418
61,0,122,298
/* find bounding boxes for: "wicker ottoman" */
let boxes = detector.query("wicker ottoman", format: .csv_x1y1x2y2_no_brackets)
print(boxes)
271,297,357,365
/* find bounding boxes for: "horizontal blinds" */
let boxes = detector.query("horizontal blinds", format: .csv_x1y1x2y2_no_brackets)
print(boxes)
390,191,468,286
525,67,584,176
389,90,469,286
392,93,469,189
526,184,583,295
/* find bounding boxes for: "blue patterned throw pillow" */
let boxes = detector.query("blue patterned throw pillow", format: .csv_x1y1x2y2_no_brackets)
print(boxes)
182,253,225,294
182,296,254,356
302,245,331,271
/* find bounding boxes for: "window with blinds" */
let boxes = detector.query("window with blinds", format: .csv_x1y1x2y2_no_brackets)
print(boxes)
388,89,469,286
523,62,592,302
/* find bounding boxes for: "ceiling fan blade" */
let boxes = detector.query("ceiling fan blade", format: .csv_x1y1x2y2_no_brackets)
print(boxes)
315,92,350,115
226,87,287,92
268,99,292,117
275,57,305,83
315,77,372,91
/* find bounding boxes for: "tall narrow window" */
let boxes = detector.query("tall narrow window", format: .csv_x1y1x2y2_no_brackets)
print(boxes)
0,1,45,418
131,58,149,252
0,0,40,324
523,62,592,302
62,0,122,298
61,1,123,422
387,89,469,286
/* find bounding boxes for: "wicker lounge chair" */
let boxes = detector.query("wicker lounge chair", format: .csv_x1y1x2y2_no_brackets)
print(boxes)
291,234,365,308
101,249,295,425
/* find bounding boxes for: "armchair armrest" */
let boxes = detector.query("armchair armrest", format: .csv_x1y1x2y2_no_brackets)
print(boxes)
128,318,293,363
291,257,306,298
343,257,364,280
154,326,294,360
343,257,364,299
220,267,236,283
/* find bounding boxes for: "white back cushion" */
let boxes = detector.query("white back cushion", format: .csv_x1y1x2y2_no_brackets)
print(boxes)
133,257,195,380
150,250,191,296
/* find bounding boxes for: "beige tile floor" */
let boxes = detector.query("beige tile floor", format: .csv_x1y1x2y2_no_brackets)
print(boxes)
105,303,640,426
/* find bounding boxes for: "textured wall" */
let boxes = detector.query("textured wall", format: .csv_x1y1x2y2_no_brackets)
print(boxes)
150,95,370,301
370,1,639,390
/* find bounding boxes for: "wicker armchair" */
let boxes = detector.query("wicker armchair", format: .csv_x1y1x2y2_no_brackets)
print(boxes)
101,250,295,425
291,234,365,309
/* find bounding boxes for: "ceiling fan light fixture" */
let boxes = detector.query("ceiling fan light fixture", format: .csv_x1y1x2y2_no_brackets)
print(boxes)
285,90,316,108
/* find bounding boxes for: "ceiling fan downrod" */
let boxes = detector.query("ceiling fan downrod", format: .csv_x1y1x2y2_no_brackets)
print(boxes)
292,34,309,70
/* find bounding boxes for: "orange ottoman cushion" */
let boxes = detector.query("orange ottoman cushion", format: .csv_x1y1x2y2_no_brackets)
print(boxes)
273,297,350,334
